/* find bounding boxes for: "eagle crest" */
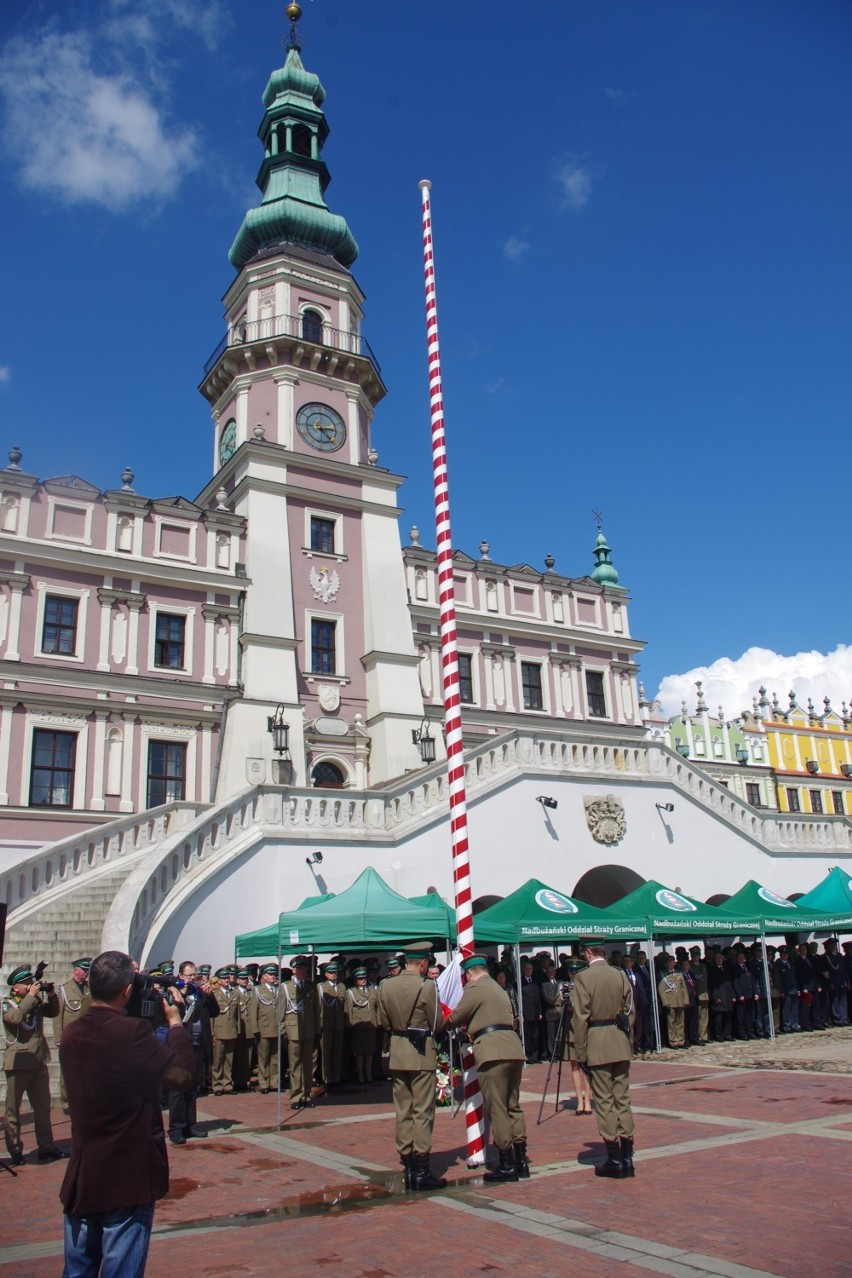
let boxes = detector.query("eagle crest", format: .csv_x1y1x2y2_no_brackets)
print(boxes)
310,565,340,604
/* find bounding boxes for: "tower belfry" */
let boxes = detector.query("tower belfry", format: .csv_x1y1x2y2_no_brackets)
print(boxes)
198,6,424,795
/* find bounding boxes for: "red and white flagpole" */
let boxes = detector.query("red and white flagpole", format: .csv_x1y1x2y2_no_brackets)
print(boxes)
419,179,484,1167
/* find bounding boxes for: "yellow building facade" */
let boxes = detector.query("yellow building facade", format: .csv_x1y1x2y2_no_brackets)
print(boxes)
763,697,852,816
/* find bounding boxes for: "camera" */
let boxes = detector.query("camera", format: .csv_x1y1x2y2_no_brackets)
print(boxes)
34,960,55,994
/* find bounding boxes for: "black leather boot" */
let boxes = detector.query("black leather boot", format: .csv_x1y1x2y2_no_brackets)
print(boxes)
513,1139,530,1179
620,1136,635,1178
400,1152,415,1190
483,1146,519,1183
595,1140,625,1179
411,1152,447,1190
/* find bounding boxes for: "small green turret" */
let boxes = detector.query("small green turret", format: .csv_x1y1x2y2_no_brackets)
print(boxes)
590,528,620,586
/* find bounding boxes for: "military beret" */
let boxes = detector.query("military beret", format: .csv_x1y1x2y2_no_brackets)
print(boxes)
403,942,433,960
353,967,368,978
260,964,279,976
8,966,35,986
72,958,92,970
460,954,488,972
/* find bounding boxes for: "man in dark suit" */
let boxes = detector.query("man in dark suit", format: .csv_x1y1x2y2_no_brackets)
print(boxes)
59,950,194,1278
519,960,542,1063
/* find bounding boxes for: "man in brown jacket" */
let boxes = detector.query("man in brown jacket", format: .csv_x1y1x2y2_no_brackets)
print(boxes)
572,940,636,1179
59,950,194,1278
377,942,446,1190
445,954,528,1182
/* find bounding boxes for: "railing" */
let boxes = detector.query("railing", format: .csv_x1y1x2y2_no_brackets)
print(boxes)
203,313,381,377
2,802,209,918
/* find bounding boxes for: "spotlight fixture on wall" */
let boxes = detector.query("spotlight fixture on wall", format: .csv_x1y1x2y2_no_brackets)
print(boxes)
656,802,674,813
267,704,291,758
536,795,558,810
411,716,437,764
305,851,323,867
735,745,749,765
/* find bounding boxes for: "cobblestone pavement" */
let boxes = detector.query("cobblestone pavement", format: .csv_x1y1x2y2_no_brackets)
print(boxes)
2,1032,850,1278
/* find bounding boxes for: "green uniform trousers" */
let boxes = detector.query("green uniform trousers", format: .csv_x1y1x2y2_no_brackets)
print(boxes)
287,1038,314,1104
257,1036,279,1091
588,1060,634,1142
666,1007,685,1048
4,1065,55,1158
391,1069,437,1155
321,1025,344,1086
212,1039,235,1092
478,1059,525,1150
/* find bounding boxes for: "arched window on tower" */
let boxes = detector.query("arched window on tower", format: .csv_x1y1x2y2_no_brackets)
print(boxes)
301,309,323,344
293,125,312,157
311,760,345,789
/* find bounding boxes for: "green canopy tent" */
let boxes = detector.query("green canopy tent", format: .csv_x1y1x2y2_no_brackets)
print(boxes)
795,867,852,917
234,867,455,957
234,892,337,961
408,892,457,944
721,879,852,933
602,880,762,936
473,878,639,945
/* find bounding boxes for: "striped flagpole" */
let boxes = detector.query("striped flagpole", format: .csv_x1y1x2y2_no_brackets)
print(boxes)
419,179,485,1166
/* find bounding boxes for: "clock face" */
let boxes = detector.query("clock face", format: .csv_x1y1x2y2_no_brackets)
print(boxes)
219,419,237,465
296,402,346,453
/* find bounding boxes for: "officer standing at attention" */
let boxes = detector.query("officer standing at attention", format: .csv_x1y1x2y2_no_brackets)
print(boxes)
282,956,320,1109
211,966,240,1095
445,954,529,1182
253,964,283,1093
571,940,636,1180
57,957,92,1110
3,964,64,1164
378,943,446,1190
318,961,345,1091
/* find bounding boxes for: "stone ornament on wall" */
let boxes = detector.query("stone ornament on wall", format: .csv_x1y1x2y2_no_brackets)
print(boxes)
246,757,266,785
310,564,340,603
317,684,340,713
584,794,626,845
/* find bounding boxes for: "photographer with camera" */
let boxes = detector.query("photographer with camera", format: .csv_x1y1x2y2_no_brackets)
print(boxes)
2,962,63,1165
58,950,194,1277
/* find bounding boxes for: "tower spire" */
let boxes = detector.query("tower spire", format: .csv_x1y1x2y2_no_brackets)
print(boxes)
228,4,358,270
590,516,621,586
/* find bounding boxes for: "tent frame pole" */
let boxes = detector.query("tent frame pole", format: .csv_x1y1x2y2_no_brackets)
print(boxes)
760,929,776,1042
514,944,525,1059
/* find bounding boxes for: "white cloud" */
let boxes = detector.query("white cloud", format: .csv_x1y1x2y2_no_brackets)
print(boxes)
0,366,9,383
553,156,596,211
503,235,530,262
485,377,506,396
655,644,852,720
0,2,225,212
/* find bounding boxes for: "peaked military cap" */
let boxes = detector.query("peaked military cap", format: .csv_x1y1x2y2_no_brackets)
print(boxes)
291,955,308,968
323,961,340,974
214,966,231,979
236,968,251,979
260,964,279,976
157,960,175,975
460,954,488,972
403,942,433,960
72,957,92,970
353,966,368,978
386,955,402,969
8,966,36,986
197,964,212,976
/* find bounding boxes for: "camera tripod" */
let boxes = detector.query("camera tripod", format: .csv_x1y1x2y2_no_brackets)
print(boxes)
536,997,571,1125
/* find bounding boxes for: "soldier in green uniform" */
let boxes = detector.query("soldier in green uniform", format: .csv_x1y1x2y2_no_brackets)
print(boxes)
318,961,346,1090
3,964,64,1164
211,965,240,1094
282,956,320,1108
572,940,636,1179
57,957,92,1110
445,954,528,1182
233,967,255,1091
377,943,446,1190
345,967,378,1083
689,946,710,1044
658,954,689,1049
253,964,283,1093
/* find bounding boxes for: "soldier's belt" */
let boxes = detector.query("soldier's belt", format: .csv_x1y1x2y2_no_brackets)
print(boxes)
470,1023,514,1041
391,1028,429,1040
587,1019,617,1028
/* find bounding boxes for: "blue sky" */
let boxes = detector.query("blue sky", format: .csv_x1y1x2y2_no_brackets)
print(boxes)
1,1,850,713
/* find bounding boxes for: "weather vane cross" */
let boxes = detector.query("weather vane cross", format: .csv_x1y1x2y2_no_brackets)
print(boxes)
592,507,604,531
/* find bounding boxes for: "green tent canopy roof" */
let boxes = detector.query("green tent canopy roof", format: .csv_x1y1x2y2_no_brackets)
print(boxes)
408,893,457,942
235,868,454,957
721,879,852,932
473,879,644,944
603,880,761,936
794,867,852,917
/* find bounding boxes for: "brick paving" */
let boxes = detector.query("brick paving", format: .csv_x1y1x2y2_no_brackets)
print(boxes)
2,1036,851,1278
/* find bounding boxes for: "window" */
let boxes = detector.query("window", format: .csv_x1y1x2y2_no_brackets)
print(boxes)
312,761,345,788
809,789,823,814
311,619,336,674
786,788,800,813
458,653,474,704
42,596,79,655
30,730,76,807
746,782,761,807
521,662,543,711
302,309,323,343
147,741,187,808
310,516,335,554
585,670,607,717
832,791,845,815
154,614,186,669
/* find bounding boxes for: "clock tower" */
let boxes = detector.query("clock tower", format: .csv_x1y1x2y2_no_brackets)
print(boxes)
198,6,424,794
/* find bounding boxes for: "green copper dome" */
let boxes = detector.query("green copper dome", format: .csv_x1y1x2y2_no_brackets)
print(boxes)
590,529,621,586
229,45,358,271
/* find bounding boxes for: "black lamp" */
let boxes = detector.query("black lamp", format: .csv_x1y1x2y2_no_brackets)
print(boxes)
267,704,291,758
412,716,437,764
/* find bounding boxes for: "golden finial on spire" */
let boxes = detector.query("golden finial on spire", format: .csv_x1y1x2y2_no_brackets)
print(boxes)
285,3,303,50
